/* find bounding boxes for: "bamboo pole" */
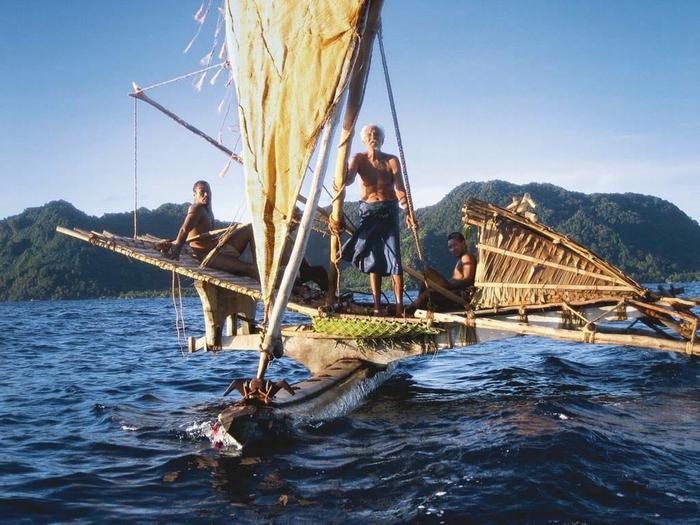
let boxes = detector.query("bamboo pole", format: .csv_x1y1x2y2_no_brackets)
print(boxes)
403,266,468,307
414,310,698,355
130,88,333,238
256,94,348,379
129,86,242,163
327,0,383,307
199,223,241,268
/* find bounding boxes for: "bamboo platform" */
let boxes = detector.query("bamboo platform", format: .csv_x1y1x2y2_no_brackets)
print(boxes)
55,226,319,318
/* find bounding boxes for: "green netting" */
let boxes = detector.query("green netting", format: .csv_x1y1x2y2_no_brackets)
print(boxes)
312,316,439,338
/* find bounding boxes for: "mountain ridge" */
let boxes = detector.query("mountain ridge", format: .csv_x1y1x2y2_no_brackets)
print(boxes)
1,181,699,301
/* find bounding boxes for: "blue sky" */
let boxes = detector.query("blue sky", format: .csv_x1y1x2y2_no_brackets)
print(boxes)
2,1,699,222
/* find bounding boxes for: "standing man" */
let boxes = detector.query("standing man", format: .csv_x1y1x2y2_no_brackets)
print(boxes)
341,124,414,316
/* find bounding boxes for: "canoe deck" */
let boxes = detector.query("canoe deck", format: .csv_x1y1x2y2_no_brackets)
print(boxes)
55,226,322,317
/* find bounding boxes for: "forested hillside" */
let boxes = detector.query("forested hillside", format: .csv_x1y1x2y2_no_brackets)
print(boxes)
0,201,189,300
404,181,700,284
2,181,699,301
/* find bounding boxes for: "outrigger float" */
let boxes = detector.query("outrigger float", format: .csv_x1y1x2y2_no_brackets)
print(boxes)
58,0,698,447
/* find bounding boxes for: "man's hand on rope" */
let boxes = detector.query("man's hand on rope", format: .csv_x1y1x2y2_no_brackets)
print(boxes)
405,212,418,232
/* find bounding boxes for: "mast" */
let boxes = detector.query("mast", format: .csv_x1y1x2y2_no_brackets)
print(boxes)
327,0,384,306
222,1,376,379
256,99,346,378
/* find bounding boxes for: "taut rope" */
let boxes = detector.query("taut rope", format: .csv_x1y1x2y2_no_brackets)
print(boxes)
171,272,188,358
132,96,138,238
378,24,424,265
139,62,227,93
378,22,431,308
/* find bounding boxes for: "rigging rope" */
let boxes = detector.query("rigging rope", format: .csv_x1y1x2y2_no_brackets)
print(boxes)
133,96,139,238
138,62,227,93
377,24,423,262
378,22,431,306
171,272,188,358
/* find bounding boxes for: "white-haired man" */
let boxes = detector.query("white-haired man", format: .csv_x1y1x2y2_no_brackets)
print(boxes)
341,124,414,316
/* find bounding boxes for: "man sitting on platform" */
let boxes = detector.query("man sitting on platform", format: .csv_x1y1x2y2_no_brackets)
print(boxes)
410,231,476,312
160,181,329,292
159,180,259,279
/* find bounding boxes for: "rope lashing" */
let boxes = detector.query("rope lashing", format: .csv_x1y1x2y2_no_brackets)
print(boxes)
171,271,188,358
132,96,138,238
378,22,431,306
137,62,227,93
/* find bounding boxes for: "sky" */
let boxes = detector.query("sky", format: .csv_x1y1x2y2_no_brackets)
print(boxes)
2,1,699,223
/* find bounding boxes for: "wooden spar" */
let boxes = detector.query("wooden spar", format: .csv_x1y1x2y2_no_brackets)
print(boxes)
476,244,631,285
403,265,468,307
414,310,699,356
256,93,348,379
129,86,243,163
327,0,383,306
199,223,241,269
129,87,332,228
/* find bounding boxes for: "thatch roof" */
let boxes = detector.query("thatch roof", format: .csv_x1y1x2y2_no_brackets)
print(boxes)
462,198,648,310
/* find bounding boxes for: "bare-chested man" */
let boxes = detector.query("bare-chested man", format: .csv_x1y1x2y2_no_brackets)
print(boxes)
341,124,414,316
411,232,476,311
160,180,258,279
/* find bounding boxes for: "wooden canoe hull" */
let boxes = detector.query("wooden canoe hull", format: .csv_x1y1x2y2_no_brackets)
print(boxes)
216,359,385,446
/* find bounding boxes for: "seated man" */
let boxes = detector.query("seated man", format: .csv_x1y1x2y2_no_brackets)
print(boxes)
410,231,476,311
159,180,258,279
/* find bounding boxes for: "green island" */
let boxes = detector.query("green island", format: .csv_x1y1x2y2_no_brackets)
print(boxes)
2,180,699,302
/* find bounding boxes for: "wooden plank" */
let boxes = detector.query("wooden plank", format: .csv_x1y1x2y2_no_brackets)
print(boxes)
476,282,638,292
414,310,698,355
58,226,333,319
404,265,469,307
57,225,261,296
478,244,627,285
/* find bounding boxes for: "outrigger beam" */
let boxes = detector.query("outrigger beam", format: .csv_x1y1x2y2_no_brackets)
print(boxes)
415,310,699,356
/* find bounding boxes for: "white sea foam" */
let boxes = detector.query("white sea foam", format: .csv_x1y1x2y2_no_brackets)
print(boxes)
298,363,397,422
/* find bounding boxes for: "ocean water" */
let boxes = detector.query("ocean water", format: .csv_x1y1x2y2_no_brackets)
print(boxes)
1,284,699,524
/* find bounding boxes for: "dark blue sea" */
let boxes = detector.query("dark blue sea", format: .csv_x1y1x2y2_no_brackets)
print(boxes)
1,284,699,524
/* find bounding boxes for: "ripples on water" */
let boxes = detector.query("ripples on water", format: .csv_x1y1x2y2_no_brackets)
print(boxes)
1,285,699,523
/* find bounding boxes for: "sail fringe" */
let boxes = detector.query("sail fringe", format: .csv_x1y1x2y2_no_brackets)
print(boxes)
184,0,213,54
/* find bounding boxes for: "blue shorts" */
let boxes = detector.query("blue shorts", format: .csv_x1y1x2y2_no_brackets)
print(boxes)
341,200,402,276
